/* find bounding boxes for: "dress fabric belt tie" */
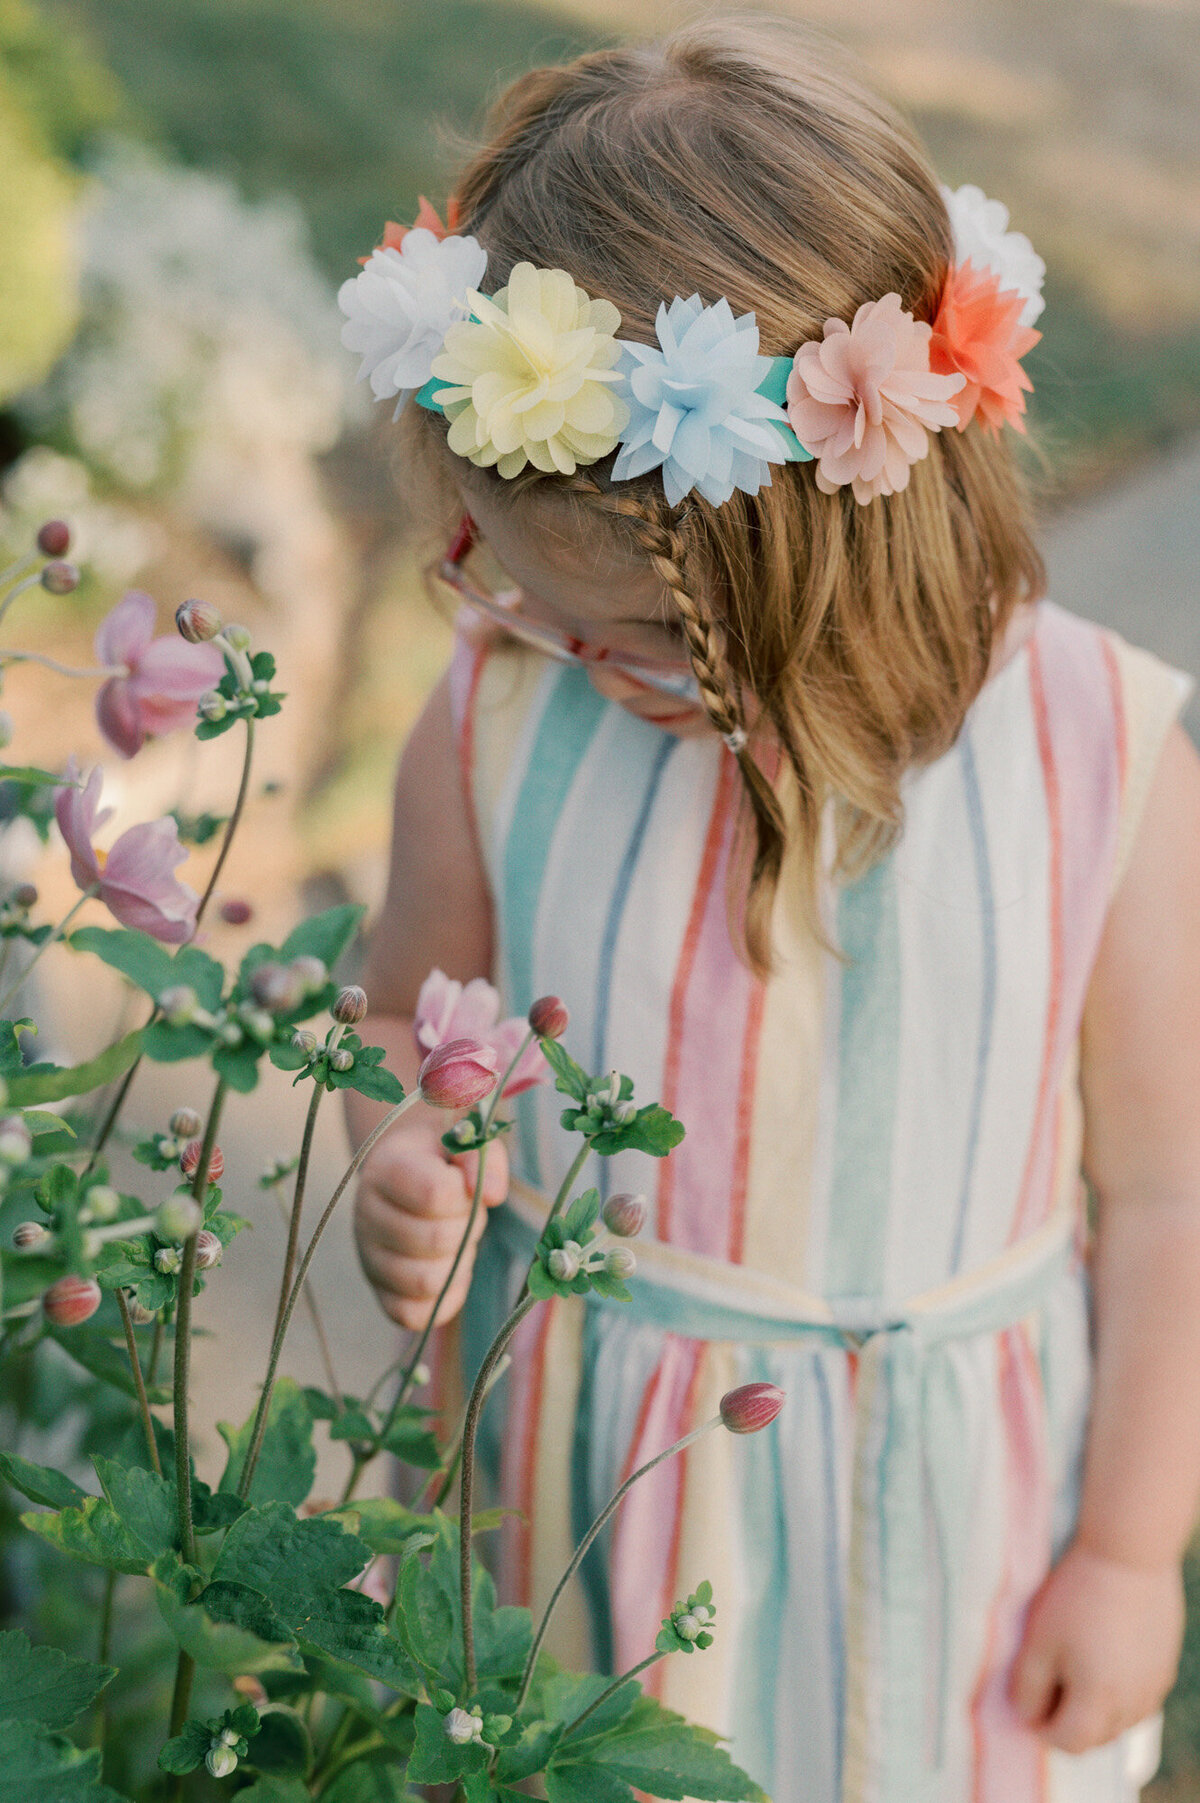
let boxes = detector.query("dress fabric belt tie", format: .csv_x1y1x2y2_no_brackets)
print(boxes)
498,1179,1084,1803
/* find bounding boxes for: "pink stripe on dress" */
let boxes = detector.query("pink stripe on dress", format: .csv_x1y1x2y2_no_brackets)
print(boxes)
498,1298,557,1607
1008,616,1122,1244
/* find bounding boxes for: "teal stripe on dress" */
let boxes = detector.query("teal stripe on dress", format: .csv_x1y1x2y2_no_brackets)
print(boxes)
824,854,901,1296
501,664,608,1184
730,1347,786,1791
950,729,996,1276
571,1304,615,1675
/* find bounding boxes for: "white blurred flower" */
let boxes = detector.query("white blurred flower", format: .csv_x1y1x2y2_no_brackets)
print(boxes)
338,228,488,416
940,182,1046,328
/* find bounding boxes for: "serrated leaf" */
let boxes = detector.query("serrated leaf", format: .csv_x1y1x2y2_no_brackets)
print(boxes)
553,1694,766,1801
21,1495,150,1574
495,1720,564,1785
560,1189,600,1243
327,1058,406,1104
156,1719,212,1775
69,929,225,1010
378,1412,441,1469
396,1547,452,1675
407,1703,488,1785
92,1457,178,1560
212,1502,371,1599
152,1555,301,1673
0,1451,89,1511
0,1629,115,1729
142,1020,215,1062
539,1038,590,1102
232,1780,311,1803
0,1719,128,1801
590,1104,685,1159
546,1768,634,1803
0,764,62,786
217,1378,315,1506
24,1109,76,1140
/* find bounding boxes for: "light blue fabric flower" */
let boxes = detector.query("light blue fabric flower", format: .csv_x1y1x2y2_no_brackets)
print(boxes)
611,295,805,507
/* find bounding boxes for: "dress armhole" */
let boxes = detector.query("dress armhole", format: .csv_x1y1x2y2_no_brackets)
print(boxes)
1105,633,1196,900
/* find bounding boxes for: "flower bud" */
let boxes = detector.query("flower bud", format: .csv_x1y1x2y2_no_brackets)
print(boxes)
328,1047,354,1073
158,984,199,1026
0,711,12,751
719,1382,785,1435
218,897,253,926
206,1743,238,1778
175,597,222,643
238,1005,275,1042
83,1184,121,1222
43,1274,101,1327
332,984,368,1025
12,1220,48,1249
674,1612,701,1642
37,519,70,556
12,883,37,910
602,1193,646,1238
448,1119,476,1146
217,1020,243,1047
289,954,327,993
169,1107,203,1139
605,1247,637,1281
528,995,569,1039
691,1603,713,1625
250,960,304,1012
180,1140,224,1183
40,560,79,595
156,1193,203,1240
195,1228,223,1270
154,1245,184,1274
124,1291,158,1324
412,1362,431,1388
418,1037,500,1110
198,690,227,723
232,1675,267,1706
611,1098,637,1125
223,623,252,652
291,1028,318,1058
548,1240,583,1283
0,1117,32,1164
443,1707,482,1746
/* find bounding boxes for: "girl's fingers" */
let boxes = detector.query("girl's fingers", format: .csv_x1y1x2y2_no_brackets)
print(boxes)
448,1137,510,1207
357,1190,486,1259
1009,1643,1063,1729
1041,1678,1122,1757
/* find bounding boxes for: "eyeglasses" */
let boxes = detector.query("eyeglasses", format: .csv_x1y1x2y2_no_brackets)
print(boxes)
427,515,705,706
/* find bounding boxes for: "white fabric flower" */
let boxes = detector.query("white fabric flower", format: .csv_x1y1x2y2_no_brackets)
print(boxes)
940,183,1045,328
337,228,488,417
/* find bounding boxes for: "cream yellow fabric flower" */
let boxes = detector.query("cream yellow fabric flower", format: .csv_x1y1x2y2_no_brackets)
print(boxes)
430,263,629,478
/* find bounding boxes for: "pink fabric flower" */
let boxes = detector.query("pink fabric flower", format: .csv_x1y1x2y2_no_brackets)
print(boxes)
94,591,225,759
414,968,546,1098
55,762,198,943
785,293,966,505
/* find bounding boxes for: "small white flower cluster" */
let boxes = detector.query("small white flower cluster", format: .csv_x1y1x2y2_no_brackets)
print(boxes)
940,182,1046,329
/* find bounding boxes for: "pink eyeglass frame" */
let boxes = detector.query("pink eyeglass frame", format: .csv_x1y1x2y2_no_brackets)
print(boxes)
428,515,705,706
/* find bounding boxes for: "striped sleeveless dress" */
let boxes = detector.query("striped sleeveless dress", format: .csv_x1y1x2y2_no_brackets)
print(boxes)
441,596,1193,1803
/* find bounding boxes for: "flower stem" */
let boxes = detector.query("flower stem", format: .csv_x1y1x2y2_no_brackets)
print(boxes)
266,1174,340,1403
0,887,96,1016
0,553,36,593
115,1287,161,1475
172,1074,227,1561
514,1134,594,1310
194,717,254,928
270,1081,322,1348
147,1313,165,1389
514,1414,721,1713
559,1652,666,1741
0,650,121,679
236,1088,422,1500
459,1292,538,1692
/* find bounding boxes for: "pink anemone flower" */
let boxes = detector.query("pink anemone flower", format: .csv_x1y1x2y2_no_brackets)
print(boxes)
414,968,547,1098
95,590,225,759
55,762,198,944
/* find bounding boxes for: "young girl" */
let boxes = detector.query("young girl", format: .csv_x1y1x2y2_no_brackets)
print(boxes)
340,17,1200,1802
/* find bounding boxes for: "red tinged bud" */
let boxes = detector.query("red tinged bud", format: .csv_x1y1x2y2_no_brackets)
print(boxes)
719,1382,784,1435
332,984,368,1025
40,561,79,595
528,995,569,1039
218,897,253,926
12,883,38,910
169,1107,203,1139
195,1229,223,1269
175,597,222,643
180,1139,224,1181
601,1192,646,1238
43,1275,102,1327
36,519,70,556
417,1037,500,1110
12,1220,49,1249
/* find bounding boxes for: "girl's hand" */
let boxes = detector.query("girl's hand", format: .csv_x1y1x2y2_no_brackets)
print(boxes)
353,1123,510,1331
1008,1540,1184,1754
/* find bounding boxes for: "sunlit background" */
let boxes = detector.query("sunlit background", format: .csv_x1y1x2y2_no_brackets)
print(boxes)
1,0,1198,1791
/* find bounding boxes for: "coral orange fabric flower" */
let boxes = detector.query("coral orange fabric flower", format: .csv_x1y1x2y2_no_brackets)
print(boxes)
785,293,965,505
356,197,462,265
928,258,1042,437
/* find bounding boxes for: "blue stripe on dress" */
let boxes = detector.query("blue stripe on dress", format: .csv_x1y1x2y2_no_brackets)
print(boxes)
825,854,901,1296
950,729,996,1275
502,664,608,1184
813,1350,846,1791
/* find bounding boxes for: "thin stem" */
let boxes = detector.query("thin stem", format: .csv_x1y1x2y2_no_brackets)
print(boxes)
147,1314,165,1389
423,1352,511,1514
559,1652,665,1741
515,1414,721,1713
168,1646,194,1737
0,888,96,1016
0,552,37,591
236,1088,422,1499
459,1293,538,1691
172,1075,227,1561
94,1570,116,1749
0,650,120,679
115,1287,161,1475
83,1016,152,1176
270,1083,323,1347
267,1175,340,1403
194,717,254,928
514,1134,594,1312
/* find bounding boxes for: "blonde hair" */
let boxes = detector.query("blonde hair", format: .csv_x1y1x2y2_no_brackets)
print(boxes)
396,14,1046,976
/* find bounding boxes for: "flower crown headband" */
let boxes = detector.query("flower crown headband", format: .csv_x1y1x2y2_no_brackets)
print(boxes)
339,184,1044,509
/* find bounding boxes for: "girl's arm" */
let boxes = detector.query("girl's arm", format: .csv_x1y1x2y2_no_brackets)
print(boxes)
345,669,509,1330
1010,719,1200,1751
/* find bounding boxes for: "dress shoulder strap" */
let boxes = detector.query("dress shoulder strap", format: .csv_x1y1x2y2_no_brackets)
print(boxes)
1096,623,1195,897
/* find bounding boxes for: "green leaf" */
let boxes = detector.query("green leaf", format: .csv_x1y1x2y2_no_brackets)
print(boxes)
407,1703,488,1785
280,904,364,971
232,1781,311,1803
590,1104,685,1159
217,1378,315,1506
4,1031,144,1106
212,1039,265,1092
156,1719,212,1775
327,1403,375,1443
0,1719,128,1801
395,1546,452,1676
552,1695,766,1801
0,764,62,786
92,1457,178,1561
212,1502,371,1598
560,1189,601,1243
332,1498,436,1556
327,1056,406,1104
21,1495,151,1574
142,1020,215,1063
0,1451,88,1511
378,1408,441,1469
152,1555,301,1674
245,1706,310,1777
540,1038,590,1103
47,1324,171,1405
546,1769,634,1803
24,1109,76,1140
293,1587,417,1690
541,1671,640,1739
69,929,225,1010
0,1629,114,1729
322,1765,417,1803
0,1248,62,1309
